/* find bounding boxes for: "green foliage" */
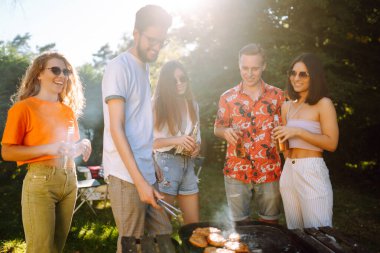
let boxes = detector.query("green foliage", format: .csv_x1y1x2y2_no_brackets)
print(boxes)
0,239,26,253
0,39,31,143
170,0,380,171
9,34,32,54
65,208,118,253
92,44,116,71
37,43,56,54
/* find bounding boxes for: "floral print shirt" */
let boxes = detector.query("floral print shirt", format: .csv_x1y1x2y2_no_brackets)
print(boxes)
215,81,285,184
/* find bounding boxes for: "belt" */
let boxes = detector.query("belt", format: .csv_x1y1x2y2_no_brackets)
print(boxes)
161,149,192,158
162,148,177,155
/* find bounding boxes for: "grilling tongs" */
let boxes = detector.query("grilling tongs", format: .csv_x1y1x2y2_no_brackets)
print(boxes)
157,199,183,218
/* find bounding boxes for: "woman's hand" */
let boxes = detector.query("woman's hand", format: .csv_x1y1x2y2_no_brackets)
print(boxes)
41,142,60,156
46,141,73,157
273,126,299,142
176,135,196,152
77,139,92,162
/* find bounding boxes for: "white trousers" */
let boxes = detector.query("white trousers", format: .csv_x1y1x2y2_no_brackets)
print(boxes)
280,157,333,229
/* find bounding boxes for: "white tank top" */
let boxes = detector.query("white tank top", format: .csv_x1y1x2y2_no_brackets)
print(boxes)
286,119,323,152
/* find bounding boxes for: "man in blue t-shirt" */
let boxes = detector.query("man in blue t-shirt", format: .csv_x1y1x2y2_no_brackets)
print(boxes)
102,5,172,252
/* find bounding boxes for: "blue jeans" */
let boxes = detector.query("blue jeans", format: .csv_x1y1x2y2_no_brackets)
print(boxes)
155,152,198,196
22,164,77,253
224,177,281,221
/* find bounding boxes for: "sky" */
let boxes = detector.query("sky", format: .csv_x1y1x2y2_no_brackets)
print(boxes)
0,0,202,67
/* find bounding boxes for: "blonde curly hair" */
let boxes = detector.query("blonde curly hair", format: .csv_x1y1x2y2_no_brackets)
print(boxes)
12,52,85,117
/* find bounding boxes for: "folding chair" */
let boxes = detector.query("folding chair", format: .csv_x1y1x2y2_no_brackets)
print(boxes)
77,166,92,179
74,178,101,215
74,166,109,215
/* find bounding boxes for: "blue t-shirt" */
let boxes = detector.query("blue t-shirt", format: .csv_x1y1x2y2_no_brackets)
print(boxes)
102,51,155,184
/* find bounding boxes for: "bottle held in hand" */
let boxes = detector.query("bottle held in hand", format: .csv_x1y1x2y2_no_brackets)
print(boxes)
236,139,246,158
274,115,288,153
63,121,75,169
175,121,199,156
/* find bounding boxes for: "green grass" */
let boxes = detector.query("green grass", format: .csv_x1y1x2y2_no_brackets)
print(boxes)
330,168,380,252
1,163,379,252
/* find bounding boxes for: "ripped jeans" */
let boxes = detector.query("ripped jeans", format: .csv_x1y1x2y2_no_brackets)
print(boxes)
224,176,281,221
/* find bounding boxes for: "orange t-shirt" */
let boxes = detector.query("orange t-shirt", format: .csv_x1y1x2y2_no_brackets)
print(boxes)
1,97,80,166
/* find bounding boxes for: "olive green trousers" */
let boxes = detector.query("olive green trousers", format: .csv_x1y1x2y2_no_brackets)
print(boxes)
22,164,77,253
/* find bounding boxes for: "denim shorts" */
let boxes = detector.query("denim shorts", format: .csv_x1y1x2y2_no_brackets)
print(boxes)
224,176,281,221
154,152,199,196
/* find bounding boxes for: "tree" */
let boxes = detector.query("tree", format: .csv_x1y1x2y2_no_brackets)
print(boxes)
92,44,116,70
171,0,380,170
0,39,31,139
0,36,31,187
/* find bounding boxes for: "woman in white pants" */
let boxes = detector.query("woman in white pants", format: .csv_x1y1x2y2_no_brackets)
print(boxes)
273,53,339,229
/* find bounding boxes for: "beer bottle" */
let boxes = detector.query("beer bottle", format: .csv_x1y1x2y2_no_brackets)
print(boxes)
274,115,288,153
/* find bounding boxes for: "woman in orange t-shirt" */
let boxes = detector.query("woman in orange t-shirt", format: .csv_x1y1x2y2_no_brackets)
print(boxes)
1,52,91,253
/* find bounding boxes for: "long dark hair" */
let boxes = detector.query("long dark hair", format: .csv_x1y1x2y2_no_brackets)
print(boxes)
286,53,329,105
153,61,197,135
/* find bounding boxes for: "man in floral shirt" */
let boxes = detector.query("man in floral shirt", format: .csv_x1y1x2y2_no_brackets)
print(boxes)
214,44,285,224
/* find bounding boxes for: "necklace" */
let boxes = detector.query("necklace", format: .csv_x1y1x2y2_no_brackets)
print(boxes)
288,101,304,119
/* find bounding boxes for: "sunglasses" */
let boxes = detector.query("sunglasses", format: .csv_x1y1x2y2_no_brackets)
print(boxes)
46,67,71,77
289,70,309,79
142,33,170,48
175,76,188,84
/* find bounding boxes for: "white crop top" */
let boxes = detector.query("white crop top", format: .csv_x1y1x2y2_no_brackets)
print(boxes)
286,119,323,152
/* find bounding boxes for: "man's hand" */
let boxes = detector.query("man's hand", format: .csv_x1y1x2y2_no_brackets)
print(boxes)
223,128,242,146
135,180,162,209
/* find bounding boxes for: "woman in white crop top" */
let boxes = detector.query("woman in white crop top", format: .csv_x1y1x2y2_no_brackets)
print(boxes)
273,53,339,229
152,61,201,224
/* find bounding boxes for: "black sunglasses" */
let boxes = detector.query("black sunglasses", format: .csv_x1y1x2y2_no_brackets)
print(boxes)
289,70,309,79
46,67,71,77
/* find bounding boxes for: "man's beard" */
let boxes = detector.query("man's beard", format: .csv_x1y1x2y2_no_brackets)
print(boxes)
137,43,158,63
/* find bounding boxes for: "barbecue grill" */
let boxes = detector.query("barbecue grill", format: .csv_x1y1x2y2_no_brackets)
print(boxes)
178,221,370,253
